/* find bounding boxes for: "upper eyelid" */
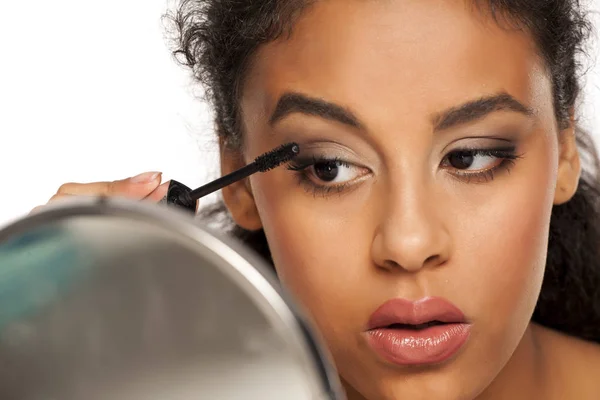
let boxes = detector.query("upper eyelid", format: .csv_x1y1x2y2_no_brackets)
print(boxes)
443,147,517,158
446,142,517,151
289,154,349,166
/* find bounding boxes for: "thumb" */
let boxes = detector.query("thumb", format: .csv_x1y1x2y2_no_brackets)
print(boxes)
57,172,163,199
107,171,163,198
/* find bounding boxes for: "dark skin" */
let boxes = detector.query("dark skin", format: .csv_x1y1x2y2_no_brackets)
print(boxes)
223,0,600,399
40,0,600,398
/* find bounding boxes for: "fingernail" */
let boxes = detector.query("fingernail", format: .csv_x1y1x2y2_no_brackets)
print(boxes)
130,172,161,184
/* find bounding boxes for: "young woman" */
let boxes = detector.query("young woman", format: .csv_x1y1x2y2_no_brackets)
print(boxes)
41,0,600,398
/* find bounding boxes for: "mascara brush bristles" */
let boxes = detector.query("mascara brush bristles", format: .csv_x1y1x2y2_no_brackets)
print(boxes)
254,142,300,172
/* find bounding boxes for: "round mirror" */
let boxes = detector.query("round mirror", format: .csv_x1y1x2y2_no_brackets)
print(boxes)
0,197,345,400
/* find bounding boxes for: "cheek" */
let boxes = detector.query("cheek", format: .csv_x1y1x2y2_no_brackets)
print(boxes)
250,174,373,335
455,135,558,354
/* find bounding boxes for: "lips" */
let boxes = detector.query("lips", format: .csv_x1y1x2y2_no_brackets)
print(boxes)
365,297,471,366
367,297,467,329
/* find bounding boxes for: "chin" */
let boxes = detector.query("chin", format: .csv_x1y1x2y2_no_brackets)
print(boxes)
338,352,492,400
348,377,481,400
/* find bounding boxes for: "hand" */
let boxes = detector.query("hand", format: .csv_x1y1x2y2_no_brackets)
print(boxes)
31,172,169,214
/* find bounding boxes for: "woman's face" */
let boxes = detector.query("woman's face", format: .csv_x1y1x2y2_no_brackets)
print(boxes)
228,0,573,399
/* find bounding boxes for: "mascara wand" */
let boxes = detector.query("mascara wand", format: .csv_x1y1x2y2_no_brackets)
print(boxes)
162,142,300,212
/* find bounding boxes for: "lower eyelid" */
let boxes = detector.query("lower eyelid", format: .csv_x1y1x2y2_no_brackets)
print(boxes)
451,159,517,182
296,175,351,197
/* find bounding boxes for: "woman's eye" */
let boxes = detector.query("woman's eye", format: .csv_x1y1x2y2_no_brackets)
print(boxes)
287,156,370,191
310,160,362,184
445,150,502,171
441,147,520,182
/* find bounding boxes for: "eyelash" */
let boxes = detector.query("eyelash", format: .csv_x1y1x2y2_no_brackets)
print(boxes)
442,147,522,184
286,147,522,196
287,156,353,197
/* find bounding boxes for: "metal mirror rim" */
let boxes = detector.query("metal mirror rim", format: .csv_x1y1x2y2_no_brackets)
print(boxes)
0,197,346,400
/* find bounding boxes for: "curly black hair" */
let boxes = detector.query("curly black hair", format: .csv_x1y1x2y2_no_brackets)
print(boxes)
168,0,600,343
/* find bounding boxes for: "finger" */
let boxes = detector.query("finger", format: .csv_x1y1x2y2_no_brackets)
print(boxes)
144,181,170,203
57,172,162,199
29,205,46,215
30,193,73,215
48,193,73,203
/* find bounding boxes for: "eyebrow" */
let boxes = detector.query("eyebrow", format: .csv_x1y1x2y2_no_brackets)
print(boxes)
269,92,362,129
268,91,533,131
432,93,534,131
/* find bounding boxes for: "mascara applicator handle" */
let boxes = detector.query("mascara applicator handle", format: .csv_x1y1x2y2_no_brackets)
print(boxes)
159,180,197,213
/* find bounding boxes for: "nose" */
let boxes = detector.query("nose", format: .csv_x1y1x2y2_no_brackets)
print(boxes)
371,183,452,273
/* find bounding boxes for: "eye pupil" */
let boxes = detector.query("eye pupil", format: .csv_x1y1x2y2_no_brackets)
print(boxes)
313,161,340,182
449,152,474,169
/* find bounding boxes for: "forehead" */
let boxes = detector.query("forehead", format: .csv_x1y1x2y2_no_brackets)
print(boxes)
242,0,549,124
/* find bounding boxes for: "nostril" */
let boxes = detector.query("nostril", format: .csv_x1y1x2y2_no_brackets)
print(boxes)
424,254,440,265
379,255,444,272
382,259,401,270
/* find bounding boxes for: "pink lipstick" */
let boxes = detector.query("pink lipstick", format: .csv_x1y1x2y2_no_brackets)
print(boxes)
365,297,471,366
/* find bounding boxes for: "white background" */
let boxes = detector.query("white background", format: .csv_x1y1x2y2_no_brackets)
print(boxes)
0,0,599,226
